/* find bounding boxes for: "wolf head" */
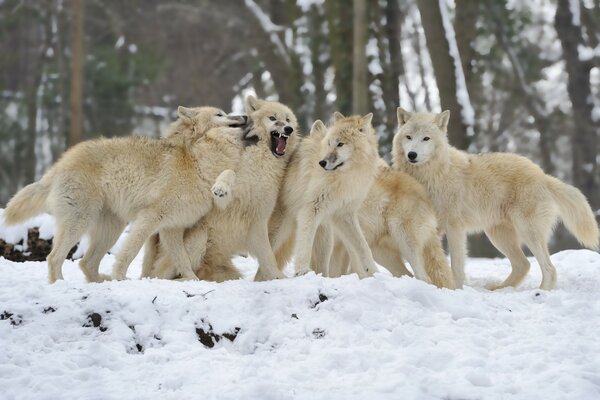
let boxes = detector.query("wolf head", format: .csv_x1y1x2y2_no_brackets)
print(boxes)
244,96,298,158
165,106,248,142
392,108,450,166
313,111,377,172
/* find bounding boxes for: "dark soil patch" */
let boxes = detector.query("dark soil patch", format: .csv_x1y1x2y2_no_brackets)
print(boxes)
0,228,78,262
196,321,240,348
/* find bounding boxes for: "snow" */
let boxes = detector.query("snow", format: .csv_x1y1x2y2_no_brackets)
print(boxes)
1,216,600,399
438,0,476,136
568,0,581,26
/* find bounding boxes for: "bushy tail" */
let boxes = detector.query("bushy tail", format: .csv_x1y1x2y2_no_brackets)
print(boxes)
423,236,455,289
547,177,599,250
3,180,50,225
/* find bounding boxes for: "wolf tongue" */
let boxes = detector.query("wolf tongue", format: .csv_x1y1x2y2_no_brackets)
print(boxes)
275,136,286,154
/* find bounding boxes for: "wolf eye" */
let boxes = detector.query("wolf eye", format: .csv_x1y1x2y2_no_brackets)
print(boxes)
269,116,276,121
406,135,412,140
337,142,344,147
423,137,430,141
216,113,224,117
286,117,290,122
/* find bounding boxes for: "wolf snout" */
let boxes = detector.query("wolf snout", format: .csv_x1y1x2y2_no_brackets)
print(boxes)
408,151,418,161
284,126,293,135
319,160,327,169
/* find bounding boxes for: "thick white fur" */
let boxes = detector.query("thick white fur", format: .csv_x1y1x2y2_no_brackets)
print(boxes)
4,107,244,283
329,160,455,289
145,96,299,282
270,112,380,278
392,108,599,290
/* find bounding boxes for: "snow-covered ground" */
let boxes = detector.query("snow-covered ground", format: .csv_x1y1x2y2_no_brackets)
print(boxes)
1,214,599,399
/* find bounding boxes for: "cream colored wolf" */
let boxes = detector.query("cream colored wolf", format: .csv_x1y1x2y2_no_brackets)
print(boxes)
270,112,380,278
3,107,247,283
145,96,299,282
393,108,599,290
328,160,455,289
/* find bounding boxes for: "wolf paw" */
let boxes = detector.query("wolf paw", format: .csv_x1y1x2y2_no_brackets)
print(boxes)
212,182,233,209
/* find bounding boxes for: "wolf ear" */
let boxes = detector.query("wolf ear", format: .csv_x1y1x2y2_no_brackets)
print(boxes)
177,106,199,121
333,111,345,122
245,95,263,113
310,119,327,139
396,107,412,127
358,112,373,133
435,110,450,132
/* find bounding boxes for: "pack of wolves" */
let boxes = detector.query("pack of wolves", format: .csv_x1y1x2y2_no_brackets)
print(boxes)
4,96,599,290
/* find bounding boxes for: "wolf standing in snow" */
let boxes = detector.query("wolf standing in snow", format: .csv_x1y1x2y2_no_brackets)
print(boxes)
393,108,599,290
3,107,247,283
328,159,455,289
147,96,299,282
270,112,380,278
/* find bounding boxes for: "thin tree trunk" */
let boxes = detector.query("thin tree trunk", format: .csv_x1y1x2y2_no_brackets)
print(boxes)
417,0,474,149
352,0,368,115
383,0,403,132
555,0,598,204
325,0,353,115
69,0,84,147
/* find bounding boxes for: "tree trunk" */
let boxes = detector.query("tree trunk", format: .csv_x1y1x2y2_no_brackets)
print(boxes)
325,0,353,116
454,0,478,98
352,0,368,115
555,0,598,204
69,0,84,147
417,0,473,149
308,4,328,122
383,0,403,132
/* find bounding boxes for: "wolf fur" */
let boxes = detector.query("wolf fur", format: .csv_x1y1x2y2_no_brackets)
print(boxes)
270,112,380,278
328,160,455,289
146,96,299,282
392,108,599,290
4,106,247,283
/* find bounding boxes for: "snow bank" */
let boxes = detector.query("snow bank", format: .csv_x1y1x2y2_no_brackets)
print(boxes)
1,247,600,399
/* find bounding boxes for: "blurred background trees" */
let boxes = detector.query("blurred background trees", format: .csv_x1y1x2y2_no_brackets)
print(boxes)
0,0,598,253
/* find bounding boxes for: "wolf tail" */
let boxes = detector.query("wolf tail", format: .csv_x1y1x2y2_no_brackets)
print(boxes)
547,176,599,250
423,236,455,289
3,179,51,225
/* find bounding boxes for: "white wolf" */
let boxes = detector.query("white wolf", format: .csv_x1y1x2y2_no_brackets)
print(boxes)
145,96,299,282
270,112,380,278
3,106,247,283
393,108,599,290
328,160,455,289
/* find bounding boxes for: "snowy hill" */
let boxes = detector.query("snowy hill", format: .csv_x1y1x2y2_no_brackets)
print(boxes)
1,215,599,399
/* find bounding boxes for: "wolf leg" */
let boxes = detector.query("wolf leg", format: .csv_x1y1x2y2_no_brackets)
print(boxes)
250,222,286,281
80,211,125,282
140,234,160,278
48,220,88,283
159,228,199,281
111,212,160,280
312,224,334,276
372,246,412,277
291,209,321,276
446,226,467,289
333,213,376,278
484,224,530,290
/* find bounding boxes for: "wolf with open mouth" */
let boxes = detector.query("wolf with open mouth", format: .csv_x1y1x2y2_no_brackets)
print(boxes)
148,96,300,282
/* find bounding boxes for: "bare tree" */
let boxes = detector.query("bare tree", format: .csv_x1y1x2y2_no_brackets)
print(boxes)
68,0,84,147
555,0,598,204
417,0,474,150
352,0,368,115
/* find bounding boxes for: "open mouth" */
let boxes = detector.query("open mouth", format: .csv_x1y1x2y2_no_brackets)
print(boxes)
270,131,289,157
325,162,344,171
408,159,418,164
